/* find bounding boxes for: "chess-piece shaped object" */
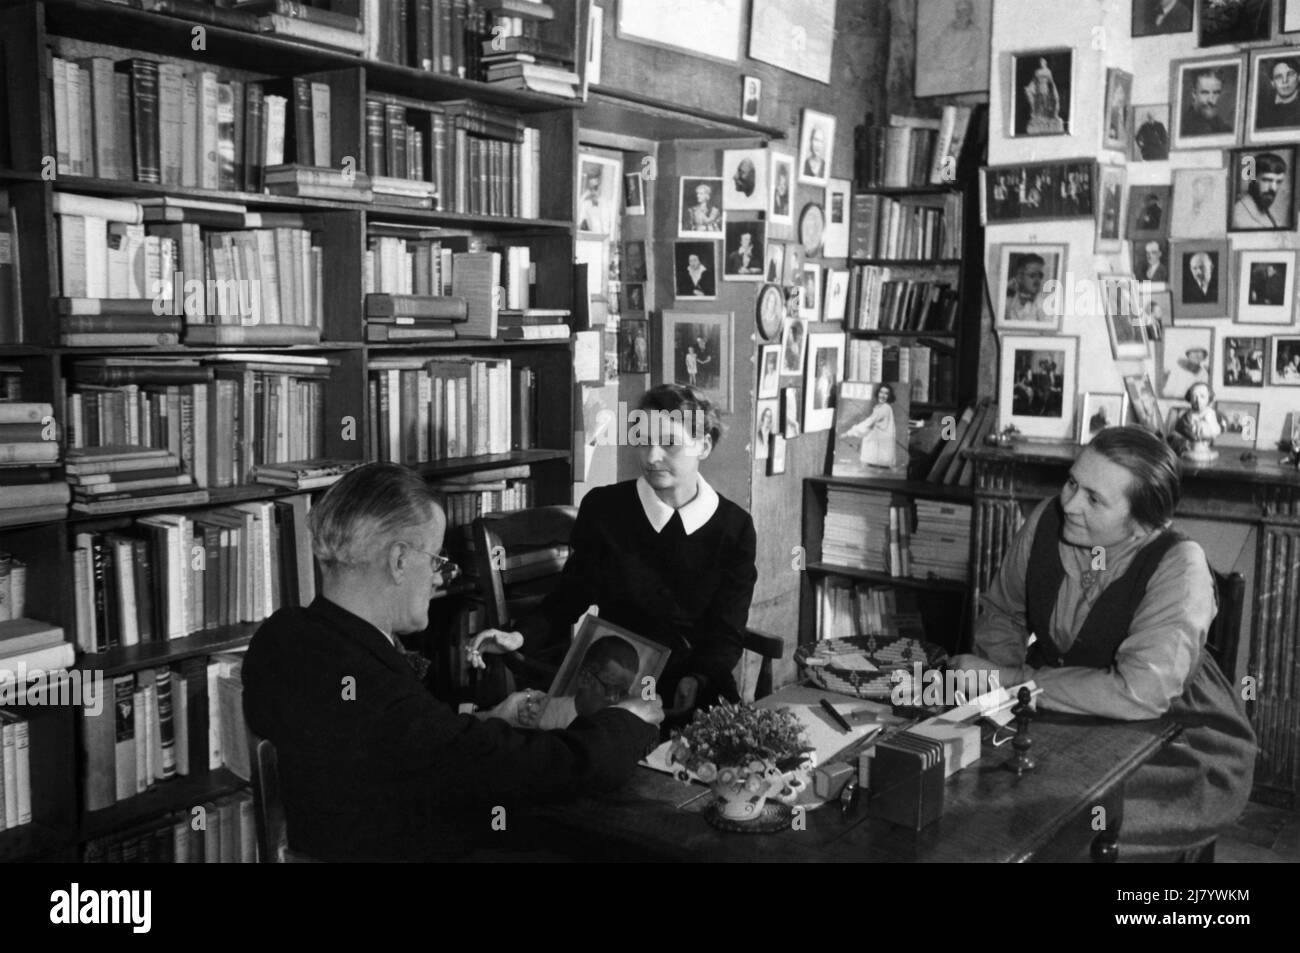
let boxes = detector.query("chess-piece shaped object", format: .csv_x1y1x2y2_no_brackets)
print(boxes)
1006,686,1037,775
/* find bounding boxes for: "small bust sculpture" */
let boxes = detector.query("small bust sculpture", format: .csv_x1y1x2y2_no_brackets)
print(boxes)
1172,381,1224,462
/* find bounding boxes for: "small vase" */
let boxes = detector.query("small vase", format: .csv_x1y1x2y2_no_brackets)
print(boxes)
709,760,803,822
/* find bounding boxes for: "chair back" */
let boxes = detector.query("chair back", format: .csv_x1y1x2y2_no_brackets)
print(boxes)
248,731,289,863
1207,569,1245,683
472,505,578,630
742,630,785,700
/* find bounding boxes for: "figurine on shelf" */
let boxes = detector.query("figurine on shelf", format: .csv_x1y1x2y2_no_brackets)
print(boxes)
985,424,1020,447
1170,382,1226,462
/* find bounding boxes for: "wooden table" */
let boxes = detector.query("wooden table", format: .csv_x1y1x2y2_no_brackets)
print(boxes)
526,712,1180,862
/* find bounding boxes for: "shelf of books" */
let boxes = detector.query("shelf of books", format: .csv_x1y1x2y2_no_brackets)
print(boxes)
1,0,587,861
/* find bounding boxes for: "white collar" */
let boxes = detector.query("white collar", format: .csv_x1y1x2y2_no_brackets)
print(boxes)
636,475,719,536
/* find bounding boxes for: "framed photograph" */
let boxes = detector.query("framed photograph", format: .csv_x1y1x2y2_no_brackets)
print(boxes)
1096,164,1127,251
1137,287,1174,342
619,319,650,374
575,238,608,303
623,172,645,216
799,203,826,257
679,177,725,238
1161,326,1215,399
782,386,800,437
1228,145,1297,230
576,152,622,236
1237,249,1297,323
758,344,782,398
1172,239,1232,319
1216,399,1261,449
623,240,647,282
623,283,645,313
798,109,836,186
1170,168,1229,237
981,160,1096,223
1171,54,1246,150
1223,335,1268,385
1133,0,1194,35
764,242,786,284
769,152,794,226
673,242,718,300
548,616,670,707
1131,104,1171,160
721,148,768,212
1010,49,1073,137
616,0,742,63
768,434,787,475
1123,372,1165,435
781,316,807,375
756,283,785,342
915,0,991,96
1127,185,1173,240
1248,49,1300,143
660,311,733,411
782,244,805,286
1101,276,1151,360
1079,392,1129,445
823,178,851,258
1270,334,1300,382
802,332,846,433
824,270,850,322
741,76,762,122
1000,335,1079,440
723,220,766,281
1287,0,1300,30
831,380,911,478
1199,0,1273,46
1133,239,1171,283
995,243,1067,331
754,398,779,461
799,263,822,320
1103,69,1134,152
585,2,603,86
749,0,836,84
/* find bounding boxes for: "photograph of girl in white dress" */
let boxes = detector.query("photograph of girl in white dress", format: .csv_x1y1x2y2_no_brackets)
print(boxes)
831,380,911,478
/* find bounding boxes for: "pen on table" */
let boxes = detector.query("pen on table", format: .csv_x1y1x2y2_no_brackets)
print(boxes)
820,698,853,733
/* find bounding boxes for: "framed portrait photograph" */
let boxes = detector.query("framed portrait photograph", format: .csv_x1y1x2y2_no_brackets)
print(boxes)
781,316,807,375
981,160,1096,223
1127,185,1173,240
1269,334,1300,383
1096,164,1127,251
823,178,851,258
763,241,786,284
1160,325,1215,399
1079,392,1129,445
1227,145,1297,230
1248,49,1300,143
1123,372,1165,435
758,344,783,399
576,152,622,235
659,310,733,411
548,616,670,710
769,152,795,226
798,109,836,186
1010,49,1073,137
741,75,762,123
721,148,768,212
1103,68,1134,151
1172,239,1232,319
1216,399,1261,449
1133,0,1195,35
1000,335,1079,440
754,398,779,461
679,176,725,238
615,0,743,63
1101,276,1152,360
723,220,766,281
831,380,911,478
1170,167,1229,237
782,243,805,286
1131,104,1171,160
782,385,801,437
802,331,846,433
1287,0,1300,30
756,283,784,342
768,434,787,475
1236,248,1297,323
1133,238,1171,283
673,241,718,300
915,0,991,96
1223,335,1268,386
749,0,836,84
1198,0,1273,46
623,240,647,282
995,243,1067,331
1170,54,1246,150
619,319,650,374
622,283,645,314
1137,287,1174,342
799,263,822,320
824,269,850,322
623,172,645,216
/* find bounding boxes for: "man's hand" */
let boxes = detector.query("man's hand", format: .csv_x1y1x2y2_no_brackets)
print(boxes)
614,694,664,726
465,628,524,670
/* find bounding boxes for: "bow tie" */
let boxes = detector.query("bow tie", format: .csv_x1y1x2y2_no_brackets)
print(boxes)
393,639,432,681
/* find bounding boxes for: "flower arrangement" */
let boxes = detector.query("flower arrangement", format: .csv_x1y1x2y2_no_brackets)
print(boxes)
668,701,810,784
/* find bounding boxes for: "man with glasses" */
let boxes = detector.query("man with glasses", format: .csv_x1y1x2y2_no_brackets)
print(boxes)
242,462,662,862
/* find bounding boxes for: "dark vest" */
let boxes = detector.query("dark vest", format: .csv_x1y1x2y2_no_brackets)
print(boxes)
1025,501,1191,670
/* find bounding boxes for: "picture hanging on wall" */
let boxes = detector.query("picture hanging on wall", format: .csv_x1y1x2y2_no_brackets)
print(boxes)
999,334,1079,440
624,241,647,282
831,380,911,478
1103,68,1134,152
741,76,762,123
802,332,846,433
1133,238,1171,283
798,109,836,186
1286,0,1300,32
1096,164,1127,252
993,242,1067,332
721,148,769,212
619,319,650,374
915,0,992,97
1126,185,1173,241
1227,145,1297,231
824,270,850,322
754,398,778,461
781,316,807,375
1123,372,1165,435
758,344,783,399
768,434,787,475
623,172,645,216
764,242,786,284
1169,167,1229,237
1170,53,1246,150
782,386,801,436
1223,335,1268,386
1079,393,1129,446
799,263,822,320
1131,104,1171,160
1215,400,1261,449
1009,49,1073,137
723,220,766,281
749,0,836,84
659,310,733,412
1270,335,1300,383
1160,326,1215,399
615,0,743,63
1101,276,1152,360
576,152,623,236
1248,48,1300,143
1132,0,1194,36
1171,238,1232,319
1235,248,1297,323
673,241,718,300
769,152,794,226
1198,0,1273,47
679,177,725,238
823,178,851,258
1137,287,1173,343
981,159,1096,223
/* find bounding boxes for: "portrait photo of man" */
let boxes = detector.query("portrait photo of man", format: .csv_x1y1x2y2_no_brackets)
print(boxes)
1229,148,1296,230
1132,104,1171,160
997,245,1064,330
1249,261,1289,306
722,148,767,212
1128,187,1171,238
1173,59,1242,147
1181,250,1220,302
723,220,765,281
1199,0,1272,47
1134,0,1193,36
1135,240,1170,282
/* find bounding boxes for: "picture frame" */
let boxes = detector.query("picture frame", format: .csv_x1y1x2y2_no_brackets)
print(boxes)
749,0,836,85
721,148,769,212
831,380,911,478
781,316,807,375
619,318,650,374
673,241,718,300
1270,334,1300,383
1215,399,1261,449
548,616,670,706
799,202,826,256
754,398,779,461
994,242,1067,332
756,283,785,342
1131,103,1171,160
1132,0,1194,36
741,75,762,123
782,243,805,286
1227,145,1297,231
1126,185,1173,240
659,311,733,412
758,344,783,399
1161,326,1215,399
1248,48,1300,143
798,109,836,186
799,263,822,320
1000,334,1079,440
1009,48,1074,137
1096,164,1127,252
1172,239,1232,319
1123,372,1165,435
782,386,801,437
1137,287,1173,343
623,172,645,216
1223,335,1268,386
679,176,726,238
1286,0,1300,31
802,331,845,433
824,270,850,322
1198,0,1273,47
1236,248,1297,323
723,220,766,281
1170,54,1246,150
576,152,623,236
1103,68,1134,152
622,283,645,314
1079,392,1129,445
623,240,647,282
615,0,743,64
981,159,1096,223
769,152,794,226
915,0,991,97
763,242,786,284
1170,167,1229,237
1133,238,1171,284
823,178,851,258
575,238,609,303
768,434,787,475
1100,276,1151,360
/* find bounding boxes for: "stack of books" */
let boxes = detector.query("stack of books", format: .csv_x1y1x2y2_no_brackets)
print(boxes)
497,308,569,341
1,398,66,526
822,487,893,573
264,163,374,202
365,293,467,342
252,458,361,490
924,398,996,486
479,1,577,96
909,501,973,581
243,0,366,54
0,617,74,682
65,447,207,516
365,231,456,297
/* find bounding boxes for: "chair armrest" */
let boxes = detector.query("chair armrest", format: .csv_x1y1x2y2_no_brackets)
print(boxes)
742,629,784,661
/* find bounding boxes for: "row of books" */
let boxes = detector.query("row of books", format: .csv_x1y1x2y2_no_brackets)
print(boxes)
0,707,33,831
849,193,963,261
846,341,955,408
0,195,19,345
0,555,28,621
65,447,205,517
436,473,535,530
855,106,975,189
923,398,997,487
365,239,530,307
821,489,971,582
848,267,960,332
822,488,894,574
813,579,926,641
82,791,256,863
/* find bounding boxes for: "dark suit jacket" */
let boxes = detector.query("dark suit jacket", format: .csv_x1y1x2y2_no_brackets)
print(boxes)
242,596,658,861
1183,274,1217,303
1148,1,1191,33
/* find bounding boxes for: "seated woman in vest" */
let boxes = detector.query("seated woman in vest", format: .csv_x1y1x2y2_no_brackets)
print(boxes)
949,426,1255,861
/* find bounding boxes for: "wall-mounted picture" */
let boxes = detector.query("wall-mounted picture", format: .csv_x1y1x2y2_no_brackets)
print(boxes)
1171,54,1246,149
1248,49,1300,142
1123,372,1165,435
764,241,786,284
616,0,743,63
1198,0,1273,46
799,263,822,320
660,310,733,411
1161,326,1215,399
1216,399,1261,449
679,177,725,237
673,241,718,300
549,616,670,713
1000,335,1079,440
769,152,794,226
624,240,647,282
982,160,1095,223
768,433,787,475
1096,164,1127,251
1127,185,1173,240
623,283,645,313
802,331,845,433
1137,287,1173,342
723,220,766,281
1287,0,1300,31
754,398,778,461
749,0,836,84
1130,104,1171,162
995,243,1067,331
741,75,762,123
1172,239,1231,319
915,0,992,96
1079,392,1129,446
1101,276,1151,360
823,178,851,258
781,316,807,374
1134,0,1194,35
1170,167,1229,237
1010,49,1073,137
758,344,782,399
577,152,622,235
798,108,836,185
1103,68,1134,151
831,380,911,478
756,283,784,341
623,172,646,216
619,319,650,374
782,244,805,286
824,270,850,322
1228,145,1297,230
721,148,769,212
1237,248,1297,323
1270,334,1300,382
1133,239,1171,283
1223,335,1267,385
782,386,800,436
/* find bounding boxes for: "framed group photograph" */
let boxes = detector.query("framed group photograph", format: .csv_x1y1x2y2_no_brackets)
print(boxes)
831,380,911,478
576,152,622,236
1270,334,1300,383
915,0,991,97
1161,325,1215,399
1010,49,1073,137
1133,0,1194,36
1171,54,1246,150
1096,165,1127,251
1127,185,1173,240
741,75,762,123
721,148,768,212
994,242,1067,331
1223,335,1268,385
982,160,1096,223
823,178,851,258
1079,392,1129,446
549,616,670,708
619,319,650,374
1237,248,1297,323
679,177,725,237
1248,49,1300,142
1101,276,1151,360
1000,334,1079,440
1131,104,1172,160
673,241,718,299
769,152,794,226
798,109,836,185
1170,167,1229,237
1228,145,1297,230
1172,239,1232,319
722,220,766,281
1103,68,1134,152
1199,0,1273,47
802,331,846,433
659,311,733,412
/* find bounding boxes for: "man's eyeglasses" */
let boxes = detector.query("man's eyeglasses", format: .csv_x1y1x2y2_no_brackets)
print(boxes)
409,547,461,583
580,667,632,703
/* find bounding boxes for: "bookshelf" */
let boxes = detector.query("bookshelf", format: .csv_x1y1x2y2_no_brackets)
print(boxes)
0,0,588,861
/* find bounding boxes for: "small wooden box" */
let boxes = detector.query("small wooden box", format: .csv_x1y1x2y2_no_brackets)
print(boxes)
866,732,945,830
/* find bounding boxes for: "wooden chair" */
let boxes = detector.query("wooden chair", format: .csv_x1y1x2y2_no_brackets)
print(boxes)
743,629,785,700
247,731,319,863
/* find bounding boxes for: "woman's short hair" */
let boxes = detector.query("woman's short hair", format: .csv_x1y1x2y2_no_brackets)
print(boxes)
1084,425,1182,529
308,462,441,570
637,383,723,447
874,383,895,404
1184,381,1214,403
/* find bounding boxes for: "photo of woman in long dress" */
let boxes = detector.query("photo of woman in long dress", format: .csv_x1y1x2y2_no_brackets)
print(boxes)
831,381,909,477
844,384,897,469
